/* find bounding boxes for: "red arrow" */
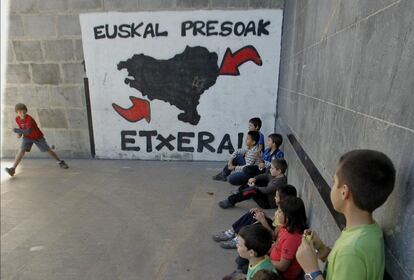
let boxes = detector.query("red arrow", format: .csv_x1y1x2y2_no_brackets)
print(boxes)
219,45,262,75
112,96,151,123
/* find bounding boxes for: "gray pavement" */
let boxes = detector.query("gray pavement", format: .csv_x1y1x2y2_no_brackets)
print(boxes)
1,159,259,280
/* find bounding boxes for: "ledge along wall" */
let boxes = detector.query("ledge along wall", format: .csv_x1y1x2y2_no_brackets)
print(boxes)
275,0,414,279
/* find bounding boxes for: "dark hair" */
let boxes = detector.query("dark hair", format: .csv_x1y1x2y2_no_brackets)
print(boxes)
238,224,272,257
271,158,288,174
279,197,307,234
268,133,283,149
247,130,260,145
252,270,282,280
337,149,395,213
278,184,297,201
249,117,262,130
15,103,28,113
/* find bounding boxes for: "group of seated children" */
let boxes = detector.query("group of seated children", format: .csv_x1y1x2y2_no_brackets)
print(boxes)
211,117,396,280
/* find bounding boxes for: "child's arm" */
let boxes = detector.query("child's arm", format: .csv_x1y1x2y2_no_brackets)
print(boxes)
270,258,291,272
256,177,284,194
296,236,324,280
13,128,32,135
253,211,273,233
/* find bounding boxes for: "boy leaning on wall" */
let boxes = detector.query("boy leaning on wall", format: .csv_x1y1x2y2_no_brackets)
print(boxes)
296,149,395,280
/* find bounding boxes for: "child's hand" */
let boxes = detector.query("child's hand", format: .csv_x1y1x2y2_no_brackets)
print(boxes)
296,236,319,274
248,178,256,186
304,230,325,250
258,162,265,170
253,211,266,223
249,207,263,214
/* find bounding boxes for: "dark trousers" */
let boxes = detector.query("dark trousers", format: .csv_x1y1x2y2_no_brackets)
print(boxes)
221,155,245,178
232,211,274,234
227,185,272,209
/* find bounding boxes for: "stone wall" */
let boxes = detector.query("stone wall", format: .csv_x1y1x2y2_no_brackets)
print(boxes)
2,0,283,158
276,0,414,279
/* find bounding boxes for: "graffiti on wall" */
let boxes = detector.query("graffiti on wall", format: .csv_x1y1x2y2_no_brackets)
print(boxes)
80,10,282,160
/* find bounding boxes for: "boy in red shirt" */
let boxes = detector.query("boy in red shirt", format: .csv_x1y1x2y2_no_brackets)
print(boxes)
4,103,68,176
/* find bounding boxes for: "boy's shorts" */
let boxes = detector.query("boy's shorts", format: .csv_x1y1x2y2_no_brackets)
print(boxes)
21,137,50,152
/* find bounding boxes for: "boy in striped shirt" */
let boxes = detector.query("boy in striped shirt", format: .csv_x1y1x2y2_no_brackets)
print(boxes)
213,130,260,182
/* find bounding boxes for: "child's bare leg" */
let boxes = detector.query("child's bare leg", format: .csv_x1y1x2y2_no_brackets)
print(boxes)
47,149,61,161
13,149,26,169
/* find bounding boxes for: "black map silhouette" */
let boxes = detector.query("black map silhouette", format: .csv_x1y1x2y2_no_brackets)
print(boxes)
117,46,219,125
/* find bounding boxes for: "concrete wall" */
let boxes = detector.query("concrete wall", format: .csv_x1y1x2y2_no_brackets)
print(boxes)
2,0,284,159
276,0,414,279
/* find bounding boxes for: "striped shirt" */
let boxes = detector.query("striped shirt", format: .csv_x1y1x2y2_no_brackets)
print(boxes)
231,145,259,172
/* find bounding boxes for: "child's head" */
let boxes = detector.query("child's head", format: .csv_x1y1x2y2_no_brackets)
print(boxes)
275,184,297,206
246,131,260,148
332,149,395,213
237,224,272,260
267,133,283,150
252,270,282,280
270,159,287,177
248,117,262,132
277,197,307,233
15,103,28,119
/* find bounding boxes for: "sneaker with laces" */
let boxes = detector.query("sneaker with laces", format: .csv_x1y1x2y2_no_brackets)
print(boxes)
212,231,235,242
5,167,15,176
58,160,69,169
218,199,234,209
220,237,238,249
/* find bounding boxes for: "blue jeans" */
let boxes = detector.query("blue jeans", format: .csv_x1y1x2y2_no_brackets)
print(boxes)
222,155,245,178
228,171,250,186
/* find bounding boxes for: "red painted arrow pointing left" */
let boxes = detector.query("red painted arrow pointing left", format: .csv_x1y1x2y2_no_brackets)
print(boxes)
112,96,151,123
219,45,262,76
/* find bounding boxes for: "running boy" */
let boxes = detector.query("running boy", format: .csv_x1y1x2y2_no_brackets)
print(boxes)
4,103,69,176
296,150,395,280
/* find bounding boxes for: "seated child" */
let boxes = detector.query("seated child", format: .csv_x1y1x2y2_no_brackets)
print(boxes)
213,184,297,249
231,195,307,277
4,103,68,177
213,131,260,182
296,150,395,280
269,197,307,280
228,133,285,186
218,159,287,209
248,117,265,152
222,224,277,280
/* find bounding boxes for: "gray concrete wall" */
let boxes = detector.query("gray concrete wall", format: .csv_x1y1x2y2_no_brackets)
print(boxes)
276,0,414,279
2,0,284,158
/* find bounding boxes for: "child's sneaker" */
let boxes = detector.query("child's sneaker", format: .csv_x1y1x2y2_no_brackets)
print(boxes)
213,230,235,242
5,167,15,176
218,199,234,209
58,160,69,169
220,237,238,249
212,172,227,181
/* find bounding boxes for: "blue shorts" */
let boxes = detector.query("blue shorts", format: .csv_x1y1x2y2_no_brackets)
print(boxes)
21,137,50,152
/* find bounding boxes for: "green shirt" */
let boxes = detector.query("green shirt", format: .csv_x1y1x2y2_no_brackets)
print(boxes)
326,223,385,280
247,256,277,280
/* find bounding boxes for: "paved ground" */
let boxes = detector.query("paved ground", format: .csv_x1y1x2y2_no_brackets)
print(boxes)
1,159,259,280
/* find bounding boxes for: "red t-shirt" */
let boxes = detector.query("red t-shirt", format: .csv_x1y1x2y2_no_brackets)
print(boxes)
15,114,43,140
269,227,303,280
